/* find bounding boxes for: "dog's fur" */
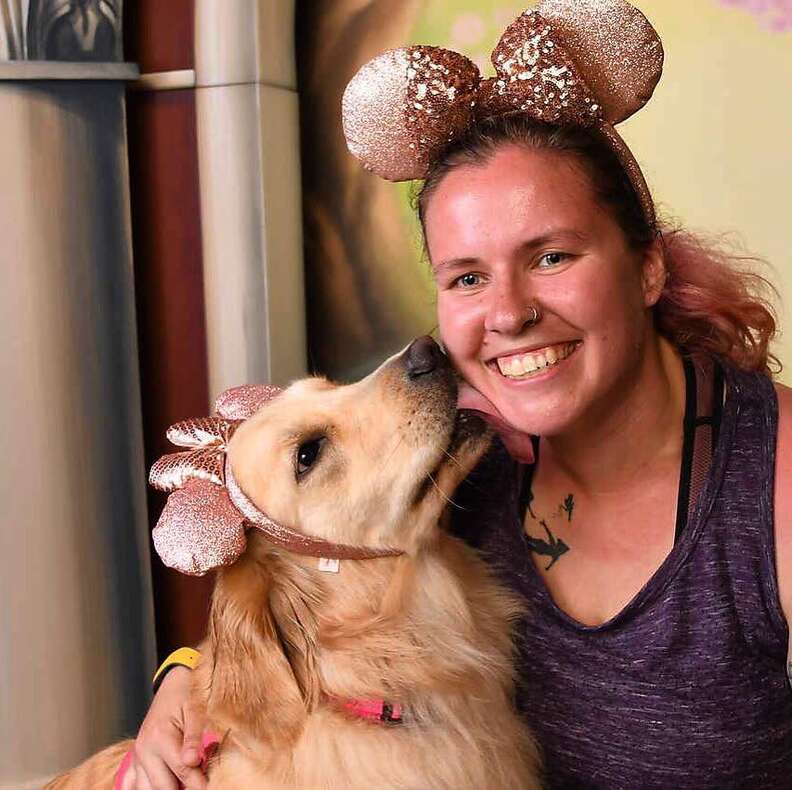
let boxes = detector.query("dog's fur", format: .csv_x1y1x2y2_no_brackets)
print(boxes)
49,346,541,789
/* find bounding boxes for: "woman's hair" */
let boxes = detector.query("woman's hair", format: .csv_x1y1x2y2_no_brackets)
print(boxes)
416,114,779,376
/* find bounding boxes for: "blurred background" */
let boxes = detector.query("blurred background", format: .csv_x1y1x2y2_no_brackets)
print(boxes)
1,0,790,786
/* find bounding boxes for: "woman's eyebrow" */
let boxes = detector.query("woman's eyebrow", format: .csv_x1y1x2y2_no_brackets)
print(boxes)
520,229,588,251
432,229,588,272
432,256,479,274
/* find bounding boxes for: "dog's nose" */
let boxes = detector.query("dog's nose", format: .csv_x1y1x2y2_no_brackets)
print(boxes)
405,336,442,378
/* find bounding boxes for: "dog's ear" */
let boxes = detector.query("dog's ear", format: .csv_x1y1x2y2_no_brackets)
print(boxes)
268,560,324,710
205,548,322,742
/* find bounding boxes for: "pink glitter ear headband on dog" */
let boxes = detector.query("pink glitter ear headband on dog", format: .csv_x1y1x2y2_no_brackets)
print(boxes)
149,384,402,576
341,0,664,226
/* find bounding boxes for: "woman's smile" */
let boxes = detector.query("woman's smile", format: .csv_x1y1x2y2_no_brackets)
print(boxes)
490,340,582,380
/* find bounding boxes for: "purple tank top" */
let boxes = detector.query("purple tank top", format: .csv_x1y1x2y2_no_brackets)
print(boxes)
452,361,792,789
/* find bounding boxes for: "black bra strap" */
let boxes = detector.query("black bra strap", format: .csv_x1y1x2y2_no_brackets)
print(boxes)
675,356,724,544
674,357,698,543
711,363,725,450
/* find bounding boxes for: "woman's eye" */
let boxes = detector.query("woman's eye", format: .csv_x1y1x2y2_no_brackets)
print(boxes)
537,252,568,269
454,273,481,288
296,438,324,477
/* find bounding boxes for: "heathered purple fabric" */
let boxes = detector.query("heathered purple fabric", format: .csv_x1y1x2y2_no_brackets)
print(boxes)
451,363,792,788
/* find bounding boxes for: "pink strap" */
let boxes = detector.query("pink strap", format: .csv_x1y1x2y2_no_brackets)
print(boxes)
114,749,133,790
114,732,220,789
343,698,402,722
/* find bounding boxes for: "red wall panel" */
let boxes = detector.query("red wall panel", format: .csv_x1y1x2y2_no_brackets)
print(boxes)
124,0,195,73
127,88,212,658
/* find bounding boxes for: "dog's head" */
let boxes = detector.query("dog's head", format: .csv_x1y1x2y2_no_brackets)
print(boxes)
227,337,491,555
198,341,497,745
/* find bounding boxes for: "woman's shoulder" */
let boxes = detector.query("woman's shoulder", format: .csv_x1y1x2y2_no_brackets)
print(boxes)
772,382,792,629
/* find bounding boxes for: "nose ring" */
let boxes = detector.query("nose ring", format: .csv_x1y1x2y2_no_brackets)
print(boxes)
526,305,542,326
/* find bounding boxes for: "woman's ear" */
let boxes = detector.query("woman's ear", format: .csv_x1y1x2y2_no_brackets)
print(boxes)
641,238,667,308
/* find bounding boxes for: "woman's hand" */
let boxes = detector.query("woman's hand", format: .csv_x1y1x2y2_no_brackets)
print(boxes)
120,666,208,790
457,381,536,463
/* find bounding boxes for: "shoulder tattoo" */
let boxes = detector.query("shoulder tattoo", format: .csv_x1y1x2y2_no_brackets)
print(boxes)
525,519,570,571
558,493,574,522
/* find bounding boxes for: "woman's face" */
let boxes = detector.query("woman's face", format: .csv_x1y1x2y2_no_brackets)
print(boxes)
424,145,662,437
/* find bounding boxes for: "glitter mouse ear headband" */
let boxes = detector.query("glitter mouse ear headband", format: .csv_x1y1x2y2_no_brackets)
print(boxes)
149,384,402,576
342,0,664,226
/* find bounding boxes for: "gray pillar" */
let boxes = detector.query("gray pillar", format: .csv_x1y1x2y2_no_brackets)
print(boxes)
194,0,307,397
0,61,155,789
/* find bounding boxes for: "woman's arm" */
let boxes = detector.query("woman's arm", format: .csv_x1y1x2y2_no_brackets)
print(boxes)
120,667,208,790
772,383,792,688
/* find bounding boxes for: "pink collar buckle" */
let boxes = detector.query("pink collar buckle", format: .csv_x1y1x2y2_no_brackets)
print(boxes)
343,698,403,724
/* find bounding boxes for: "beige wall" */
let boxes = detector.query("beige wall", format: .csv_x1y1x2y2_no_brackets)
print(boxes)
624,0,792,380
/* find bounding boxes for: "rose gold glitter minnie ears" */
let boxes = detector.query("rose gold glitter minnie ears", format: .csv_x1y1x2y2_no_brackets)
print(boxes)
342,0,663,225
149,384,403,576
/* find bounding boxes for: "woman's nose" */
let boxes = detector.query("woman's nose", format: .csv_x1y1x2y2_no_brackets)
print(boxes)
483,283,537,335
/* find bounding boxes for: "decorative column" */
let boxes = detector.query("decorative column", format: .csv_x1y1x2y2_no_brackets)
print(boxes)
194,0,307,399
0,55,154,790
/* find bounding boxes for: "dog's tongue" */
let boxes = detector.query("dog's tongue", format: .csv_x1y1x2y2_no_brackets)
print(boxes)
457,382,535,464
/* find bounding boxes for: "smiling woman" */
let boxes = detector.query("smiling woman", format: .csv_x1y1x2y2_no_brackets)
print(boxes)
413,110,792,788
335,0,792,782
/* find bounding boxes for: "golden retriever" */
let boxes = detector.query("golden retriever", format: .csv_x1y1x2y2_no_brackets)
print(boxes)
48,338,541,789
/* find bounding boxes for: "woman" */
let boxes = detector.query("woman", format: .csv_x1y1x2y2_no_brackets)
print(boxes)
125,112,792,789
422,116,792,787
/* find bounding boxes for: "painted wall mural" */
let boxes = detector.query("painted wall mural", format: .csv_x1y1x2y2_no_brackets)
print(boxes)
296,1,527,381
716,0,792,32
297,0,792,383
0,0,122,60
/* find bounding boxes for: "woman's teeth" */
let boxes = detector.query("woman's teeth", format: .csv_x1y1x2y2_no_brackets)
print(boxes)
496,342,578,379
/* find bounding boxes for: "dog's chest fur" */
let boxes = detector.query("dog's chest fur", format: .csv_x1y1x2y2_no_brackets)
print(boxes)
197,534,541,790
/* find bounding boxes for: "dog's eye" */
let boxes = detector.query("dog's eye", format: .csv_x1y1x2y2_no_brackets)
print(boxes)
296,438,324,477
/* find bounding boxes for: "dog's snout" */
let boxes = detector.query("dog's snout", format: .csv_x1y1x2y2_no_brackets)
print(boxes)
405,336,443,379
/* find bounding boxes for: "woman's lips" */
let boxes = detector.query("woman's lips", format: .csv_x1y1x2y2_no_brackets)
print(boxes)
486,340,583,382
493,341,581,379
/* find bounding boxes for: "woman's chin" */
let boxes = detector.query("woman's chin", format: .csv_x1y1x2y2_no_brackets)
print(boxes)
456,365,583,441
490,392,581,440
